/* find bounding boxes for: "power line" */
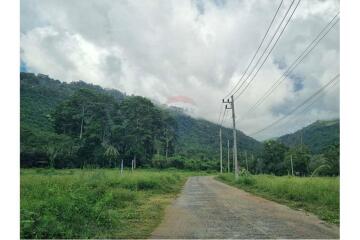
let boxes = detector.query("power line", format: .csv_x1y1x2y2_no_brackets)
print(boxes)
297,81,339,116
220,106,228,126
285,80,339,125
232,0,297,98
237,13,339,123
278,80,339,137
223,0,284,99
234,0,301,101
249,73,339,136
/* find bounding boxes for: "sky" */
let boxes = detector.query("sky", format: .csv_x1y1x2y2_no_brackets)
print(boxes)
20,0,340,140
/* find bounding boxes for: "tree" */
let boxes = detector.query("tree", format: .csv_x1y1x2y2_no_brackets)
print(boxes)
322,143,340,176
45,145,59,168
53,89,119,142
113,96,177,167
285,145,311,176
104,145,120,168
262,140,288,175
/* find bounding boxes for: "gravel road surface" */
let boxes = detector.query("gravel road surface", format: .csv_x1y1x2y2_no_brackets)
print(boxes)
151,176,339,239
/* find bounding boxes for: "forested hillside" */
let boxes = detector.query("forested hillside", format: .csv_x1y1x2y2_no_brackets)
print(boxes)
20,72,261,170
172,111,262,161
20,72,125,131
277,119,339,154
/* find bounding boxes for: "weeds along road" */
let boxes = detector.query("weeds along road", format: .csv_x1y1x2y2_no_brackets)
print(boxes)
151,176,339,239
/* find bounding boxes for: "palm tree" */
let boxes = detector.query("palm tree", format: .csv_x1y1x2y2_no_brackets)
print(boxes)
104,145,119,168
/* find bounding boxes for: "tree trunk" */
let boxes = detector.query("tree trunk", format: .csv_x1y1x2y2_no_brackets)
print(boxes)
80,105,84,139
165,138,169,161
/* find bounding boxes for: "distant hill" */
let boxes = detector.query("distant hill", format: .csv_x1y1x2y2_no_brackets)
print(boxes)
20,72,262,162
277,119,339,154
170,111,263,159
21,72,125,131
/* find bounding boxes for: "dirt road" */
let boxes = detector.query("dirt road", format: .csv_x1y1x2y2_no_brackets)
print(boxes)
151,176,339,239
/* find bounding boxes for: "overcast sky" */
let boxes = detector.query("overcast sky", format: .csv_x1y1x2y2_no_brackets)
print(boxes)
20,0,340,140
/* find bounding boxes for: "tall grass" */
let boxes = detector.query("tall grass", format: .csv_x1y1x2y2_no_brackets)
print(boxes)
20,169,191,239
217,174,339,224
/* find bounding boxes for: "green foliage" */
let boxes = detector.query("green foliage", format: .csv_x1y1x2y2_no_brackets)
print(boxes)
259,140,339,177
151,154,217,172
322,143,340,176
20,124,77,168
20,72,125,132
21,73,178,168
261,140,288,175
217,174,339,224
112,96,175,166
20,169,189,239
284,145,311,176
104,145,120,167
53,89,119,139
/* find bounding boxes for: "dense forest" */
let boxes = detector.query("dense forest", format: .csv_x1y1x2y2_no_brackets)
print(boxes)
20,72,261,171
20,73,339,175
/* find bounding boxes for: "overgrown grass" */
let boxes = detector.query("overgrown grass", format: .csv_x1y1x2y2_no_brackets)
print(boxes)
21,168,200,239
217,173,339,224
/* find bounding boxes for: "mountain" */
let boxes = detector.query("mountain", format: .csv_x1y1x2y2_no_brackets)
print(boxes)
20,72,262,166
277,119,339,154
21,72,125,131
170,111,262,159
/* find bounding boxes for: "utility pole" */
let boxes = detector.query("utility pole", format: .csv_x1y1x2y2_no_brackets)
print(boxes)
80,105,85,139
252,154,254,173
227,140,230,173
245,151,248,172
219,128,223,173
223,95,238,179
120,159,123,175
290,154,294,176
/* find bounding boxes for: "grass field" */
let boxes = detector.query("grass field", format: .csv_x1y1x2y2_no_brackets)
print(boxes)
217,174,339,224
20,168,202,239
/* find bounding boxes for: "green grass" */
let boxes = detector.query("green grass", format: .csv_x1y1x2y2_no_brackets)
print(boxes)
216,173,339,224
21,168,202,239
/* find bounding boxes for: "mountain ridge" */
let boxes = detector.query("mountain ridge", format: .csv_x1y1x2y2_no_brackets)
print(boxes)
277,119,339,154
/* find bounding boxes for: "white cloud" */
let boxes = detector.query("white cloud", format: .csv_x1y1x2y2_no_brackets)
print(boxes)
20,0,339,140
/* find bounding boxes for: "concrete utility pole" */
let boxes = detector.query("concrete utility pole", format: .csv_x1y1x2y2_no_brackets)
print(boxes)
219,128,223,173
80,105,85,139
290,154,294,176
245,151,249,172
120,159,124,175
227,140,230,173
252,154,254,173
223,95,238,179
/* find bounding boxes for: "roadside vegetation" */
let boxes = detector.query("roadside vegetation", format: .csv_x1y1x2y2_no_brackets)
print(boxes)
21,169,201,239
217,173,339,224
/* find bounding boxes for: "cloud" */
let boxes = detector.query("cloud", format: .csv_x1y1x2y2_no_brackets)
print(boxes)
20,0,339,140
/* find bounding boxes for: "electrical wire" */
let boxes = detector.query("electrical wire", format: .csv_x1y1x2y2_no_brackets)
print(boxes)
223,0,284,99
249,73,339,136
237,13,339,123
234,0,301,100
